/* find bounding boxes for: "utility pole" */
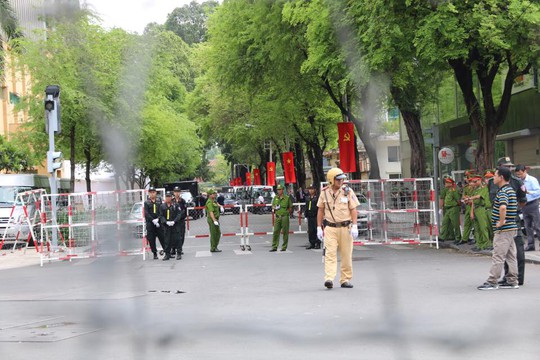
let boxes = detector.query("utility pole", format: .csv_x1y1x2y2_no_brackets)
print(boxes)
45,85,62,247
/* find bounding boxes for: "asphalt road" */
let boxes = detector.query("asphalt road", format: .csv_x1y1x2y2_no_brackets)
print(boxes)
1,233,540,360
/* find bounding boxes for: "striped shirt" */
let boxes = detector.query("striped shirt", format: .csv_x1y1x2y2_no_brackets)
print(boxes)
492,184,517,232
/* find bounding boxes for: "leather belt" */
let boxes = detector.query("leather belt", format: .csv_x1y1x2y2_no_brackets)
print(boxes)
324,220,352,228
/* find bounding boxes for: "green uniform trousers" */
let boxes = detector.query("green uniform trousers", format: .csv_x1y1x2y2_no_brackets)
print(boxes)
440,206,461,241
462,205,472,242
208,220,221,251
473,207,491,250
272,214,290,250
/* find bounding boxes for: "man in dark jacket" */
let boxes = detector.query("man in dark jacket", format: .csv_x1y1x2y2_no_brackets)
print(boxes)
305,184,320,249
495,157,527,285
160,192,182,261
144,187,164,259
172,186,188,260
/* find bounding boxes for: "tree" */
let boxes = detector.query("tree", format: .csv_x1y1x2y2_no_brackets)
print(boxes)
0,135,33,173
416,0,540,171
0,0,23,79
164,0,219,45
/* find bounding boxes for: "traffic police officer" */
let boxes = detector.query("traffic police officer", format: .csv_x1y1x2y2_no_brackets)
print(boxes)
270,184,293,252
206,189,222,252
316,168,359,289
144,187,163,259
172,186,187,259
439,176,462,242
159,191,181,260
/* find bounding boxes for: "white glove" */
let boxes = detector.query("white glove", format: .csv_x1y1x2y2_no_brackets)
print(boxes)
155,223,160,228
166,221,174,226
317,226,324,241
220,206,224,214
350,224,358,240
152,218,159,225
213,220,219,226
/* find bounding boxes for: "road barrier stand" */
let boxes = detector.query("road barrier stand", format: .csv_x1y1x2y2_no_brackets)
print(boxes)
321,178,438,247
40,189,150,265
186,204,244,245
0,189,46,252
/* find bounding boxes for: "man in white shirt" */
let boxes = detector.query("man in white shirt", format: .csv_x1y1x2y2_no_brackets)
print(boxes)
514,164,540,251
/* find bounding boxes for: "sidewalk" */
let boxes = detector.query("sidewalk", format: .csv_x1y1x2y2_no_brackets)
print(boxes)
438,239,540,265
0,248,42,270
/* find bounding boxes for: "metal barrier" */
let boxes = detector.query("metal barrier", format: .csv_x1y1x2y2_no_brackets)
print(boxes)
0,189,46,252
321,178,438,247
186,204,243,240
39,189,158,265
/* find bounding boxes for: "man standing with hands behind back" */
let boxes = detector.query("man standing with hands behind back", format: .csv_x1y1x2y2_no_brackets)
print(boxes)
270,184,293,252
317,168,359,290
206,189,222,253
514,164,540,251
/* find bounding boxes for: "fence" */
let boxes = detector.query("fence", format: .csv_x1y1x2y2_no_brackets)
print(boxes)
39,188,166,265
0,189,47,251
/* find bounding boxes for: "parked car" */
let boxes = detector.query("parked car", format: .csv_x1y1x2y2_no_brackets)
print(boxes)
356,194,379,234
128,201,145,238
223,193,240,214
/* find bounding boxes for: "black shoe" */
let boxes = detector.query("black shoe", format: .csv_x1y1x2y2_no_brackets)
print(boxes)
163,254,171,261
281,248,287,252
240,245,246,251
498,279,507,285
341,281,353,288
210,249,222,253
246,245,251,251
176,254,182,260
315,243,321,249
170,250,176,256
324,280,333,289
306,245,315,249
269,249,277,252
524,247,536,251
499,282,519,289
153,253,158,260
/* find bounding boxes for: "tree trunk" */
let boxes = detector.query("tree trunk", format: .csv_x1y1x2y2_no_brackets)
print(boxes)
69,125,76,192
84,146,91,192
294,141,305,188
400,109,427,178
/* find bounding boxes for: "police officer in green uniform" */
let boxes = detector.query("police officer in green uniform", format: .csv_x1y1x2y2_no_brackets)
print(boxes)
206,189,222,252
439,176,462,242
270,184,293,252
465,173,492,250
460,172,475,245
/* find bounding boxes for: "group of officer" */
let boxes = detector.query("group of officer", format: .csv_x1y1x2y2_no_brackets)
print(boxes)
144,186,187,260
440,156,530,285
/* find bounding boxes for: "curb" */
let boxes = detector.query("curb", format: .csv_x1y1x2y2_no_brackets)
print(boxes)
438,241,540,265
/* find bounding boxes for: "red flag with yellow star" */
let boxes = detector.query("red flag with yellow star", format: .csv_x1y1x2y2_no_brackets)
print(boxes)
253,169,261,185
266,162,276,186
282,152,296,184
337,122,356,173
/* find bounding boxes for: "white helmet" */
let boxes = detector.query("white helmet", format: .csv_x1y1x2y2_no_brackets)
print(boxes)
326,168,347,185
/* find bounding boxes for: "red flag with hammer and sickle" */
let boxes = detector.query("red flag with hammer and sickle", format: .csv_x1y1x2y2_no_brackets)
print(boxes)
337,122,357,173
266,162,276,186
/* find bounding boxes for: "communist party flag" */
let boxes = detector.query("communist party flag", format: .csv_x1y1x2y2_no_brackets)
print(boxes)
246,172,252,186
253,169,261,185
267,162,276,186
229,179,234,186
337,122,357,173
282,152,297,184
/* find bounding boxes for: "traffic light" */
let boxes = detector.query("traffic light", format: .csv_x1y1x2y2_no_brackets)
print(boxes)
47,151,63,173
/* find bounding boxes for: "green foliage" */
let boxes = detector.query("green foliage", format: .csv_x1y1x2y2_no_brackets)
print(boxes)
0,136,34,173
164,0,219,45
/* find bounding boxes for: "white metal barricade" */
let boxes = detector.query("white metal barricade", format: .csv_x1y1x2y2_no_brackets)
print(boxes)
40,189,149,265
321,178,438,247
0,189,46,252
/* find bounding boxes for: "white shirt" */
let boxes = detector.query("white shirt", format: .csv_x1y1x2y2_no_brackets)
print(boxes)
523,173,540,202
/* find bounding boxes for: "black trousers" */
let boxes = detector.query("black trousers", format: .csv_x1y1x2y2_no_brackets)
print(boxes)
307,216,318,246
172,222,186,253
146,224,164,254
504,234,525,285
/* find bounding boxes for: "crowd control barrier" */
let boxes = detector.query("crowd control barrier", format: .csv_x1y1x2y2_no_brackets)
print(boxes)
321,178,438,247
39,189,165,265
0,189,46,252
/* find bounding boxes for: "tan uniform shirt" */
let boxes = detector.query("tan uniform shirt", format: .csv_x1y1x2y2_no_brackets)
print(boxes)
317,186,360,222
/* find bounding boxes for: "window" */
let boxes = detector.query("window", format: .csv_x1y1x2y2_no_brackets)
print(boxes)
388,146,400,162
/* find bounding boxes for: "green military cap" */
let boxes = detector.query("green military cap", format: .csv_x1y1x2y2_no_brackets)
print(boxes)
276,184,284,190
207,189,215,195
